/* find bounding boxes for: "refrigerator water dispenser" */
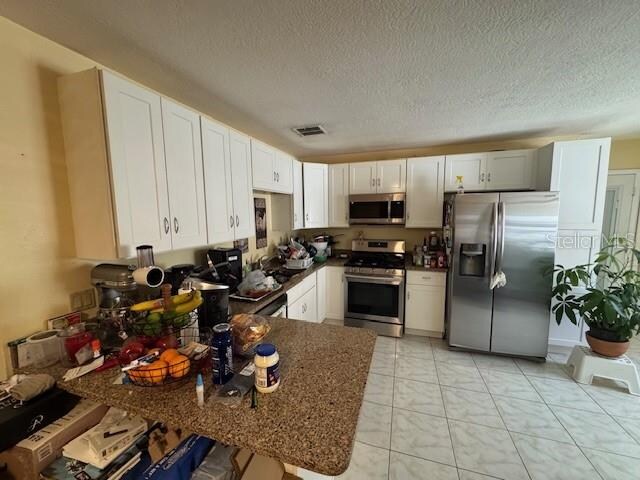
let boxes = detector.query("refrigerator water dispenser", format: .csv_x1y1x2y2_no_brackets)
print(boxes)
459,243,486,277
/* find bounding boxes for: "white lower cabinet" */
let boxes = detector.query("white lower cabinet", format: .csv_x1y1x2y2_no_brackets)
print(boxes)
325,266,345,321
316,267,327,322
404,271,446,336
288,286,317,323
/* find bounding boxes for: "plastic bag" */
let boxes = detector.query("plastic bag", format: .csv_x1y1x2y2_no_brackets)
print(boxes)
230,314,271,357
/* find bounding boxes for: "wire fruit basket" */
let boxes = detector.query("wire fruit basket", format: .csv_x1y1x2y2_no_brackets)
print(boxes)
125,328,211,387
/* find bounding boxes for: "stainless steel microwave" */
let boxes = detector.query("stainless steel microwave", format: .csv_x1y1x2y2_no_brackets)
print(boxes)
349,193,406,225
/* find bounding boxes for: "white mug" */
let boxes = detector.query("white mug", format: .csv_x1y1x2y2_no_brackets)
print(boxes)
133,266,164,288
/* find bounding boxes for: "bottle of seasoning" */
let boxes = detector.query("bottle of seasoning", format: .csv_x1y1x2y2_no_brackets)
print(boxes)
254,343,280,394
211,323,233,385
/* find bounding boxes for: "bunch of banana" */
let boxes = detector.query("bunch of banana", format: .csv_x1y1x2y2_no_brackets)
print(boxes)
130,290,199,313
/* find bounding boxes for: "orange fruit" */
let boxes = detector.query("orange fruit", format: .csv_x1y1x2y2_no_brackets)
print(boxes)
147,360,168,384
159,348,179,363
168,355,190,378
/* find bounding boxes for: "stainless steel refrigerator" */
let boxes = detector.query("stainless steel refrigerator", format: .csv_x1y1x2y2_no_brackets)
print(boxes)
447,192,559,360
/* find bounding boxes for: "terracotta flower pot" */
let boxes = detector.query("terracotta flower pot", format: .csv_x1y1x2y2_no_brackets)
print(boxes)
585,332,630,358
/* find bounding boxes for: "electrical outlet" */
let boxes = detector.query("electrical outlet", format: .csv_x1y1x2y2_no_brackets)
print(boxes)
69,289,96,311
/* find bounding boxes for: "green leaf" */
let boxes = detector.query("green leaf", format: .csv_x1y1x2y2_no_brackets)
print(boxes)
565,307,578,325
555,305,564,325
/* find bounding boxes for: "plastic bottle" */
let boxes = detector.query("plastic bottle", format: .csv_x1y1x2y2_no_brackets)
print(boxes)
254,343,280,393
211,323,233,385
196,373,204,407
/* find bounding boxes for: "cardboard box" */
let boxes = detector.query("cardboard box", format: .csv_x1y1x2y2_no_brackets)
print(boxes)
0,399,108,479
231,449,302,480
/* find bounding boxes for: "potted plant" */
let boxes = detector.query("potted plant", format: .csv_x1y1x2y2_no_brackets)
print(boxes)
551,237,640,357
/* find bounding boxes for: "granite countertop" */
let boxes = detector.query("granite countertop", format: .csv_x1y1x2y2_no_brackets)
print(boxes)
39,318,376,476
230,258,348,315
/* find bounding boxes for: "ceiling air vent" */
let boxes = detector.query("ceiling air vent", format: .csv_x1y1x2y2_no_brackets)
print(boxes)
292,125,326,137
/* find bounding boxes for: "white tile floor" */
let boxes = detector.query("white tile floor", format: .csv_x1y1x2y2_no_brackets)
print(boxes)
337,334,640,480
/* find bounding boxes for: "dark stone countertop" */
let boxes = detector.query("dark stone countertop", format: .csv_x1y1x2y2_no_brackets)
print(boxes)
36,317,376,476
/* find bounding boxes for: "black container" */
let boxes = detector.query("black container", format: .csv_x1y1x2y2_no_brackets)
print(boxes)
182,278,230,329
207,248,242,292
211,323,233,384
165,264,195,294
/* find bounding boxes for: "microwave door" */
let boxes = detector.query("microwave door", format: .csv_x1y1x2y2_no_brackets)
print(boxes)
349,200,389,224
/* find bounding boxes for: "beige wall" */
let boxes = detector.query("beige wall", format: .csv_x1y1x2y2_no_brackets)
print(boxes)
0,17,287,379
610,138,640,170
297,227,438,253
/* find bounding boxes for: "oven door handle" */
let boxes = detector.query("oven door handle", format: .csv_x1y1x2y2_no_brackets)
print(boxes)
344,273,404,285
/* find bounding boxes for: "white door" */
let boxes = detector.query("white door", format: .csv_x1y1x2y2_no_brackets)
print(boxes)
405,285,445,333
292,160,304,229
349,161,377,194
316,268,327,322
161,99,207,249
251,139,276,192
550,138,611,230
604,171,640,241
229,131,255,239
486,150,535,191
444,153,488,192
201,116,235,244
275,151,293,194
303,163,328,228
328,164,349,227
101,70,172,257
377,159,406,193
288,287,317,322
325,266,345,321
406,156,444,228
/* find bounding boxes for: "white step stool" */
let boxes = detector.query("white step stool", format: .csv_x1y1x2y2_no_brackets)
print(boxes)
566,346,640,396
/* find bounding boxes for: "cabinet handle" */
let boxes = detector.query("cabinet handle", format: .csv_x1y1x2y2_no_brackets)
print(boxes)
273,171,276,181
164,217,170,234
422,276,432,280
407,291,410,300
230,215,234,227
480,172,485,182
236,215,240,227
294,213,297,222
377,178,380,187
276,172,280,182
371,178,375,187
305,213,309,221
487,172,491,182
173,217,179,234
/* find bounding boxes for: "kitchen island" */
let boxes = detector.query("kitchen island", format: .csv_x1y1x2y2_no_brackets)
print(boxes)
38,317,376,476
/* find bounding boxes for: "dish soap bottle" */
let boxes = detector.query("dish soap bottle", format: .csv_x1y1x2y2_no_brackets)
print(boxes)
455,175,464,194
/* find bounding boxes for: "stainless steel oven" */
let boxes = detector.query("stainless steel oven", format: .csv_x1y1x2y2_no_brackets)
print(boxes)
349,193,405,225
343,239,406,337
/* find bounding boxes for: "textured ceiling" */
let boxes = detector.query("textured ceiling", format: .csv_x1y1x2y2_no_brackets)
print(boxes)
2,0,640,156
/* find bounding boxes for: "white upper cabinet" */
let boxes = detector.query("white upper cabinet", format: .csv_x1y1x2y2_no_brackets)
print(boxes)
378,159,407,193
349,160,406,194
349,161,377,194
486,150,535,190
444,153,488,192
251,139,293,194
406,156,445,228
303,163,328,228
540,138,611,231
445,150,536,192
292,159,304,229
328,163,349,227
229,131,255,239
161,98,207,250
98,70,172,257
201,116,234,244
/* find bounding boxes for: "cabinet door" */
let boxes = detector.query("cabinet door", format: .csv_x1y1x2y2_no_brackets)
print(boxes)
550,139,611,230
406,156,444,228
301,286,318,322
316,268,327,322
161,99,207,249
287,297,303,321
325,266,345,320
101,70,172,257
486,150,535,191
444,153,488,192
292,160,305,229
229,131,255,239
251,139,276,191
377,159,406,193
328,164,349,227
303,163,328,228
349,161,377,194
275,151,293,194
405,285,445,333
201,116,235,244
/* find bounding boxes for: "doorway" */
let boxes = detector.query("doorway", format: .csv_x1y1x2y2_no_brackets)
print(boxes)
604,170,640,245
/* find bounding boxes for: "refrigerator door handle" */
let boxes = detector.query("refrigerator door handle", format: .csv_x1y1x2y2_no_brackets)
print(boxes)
490,201,498,285
496,201,507,274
